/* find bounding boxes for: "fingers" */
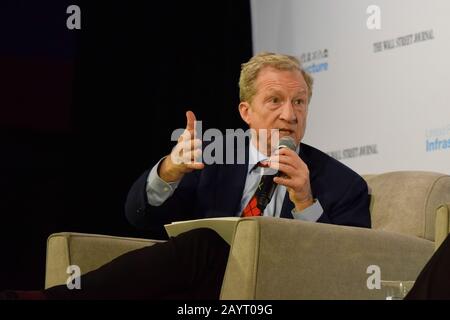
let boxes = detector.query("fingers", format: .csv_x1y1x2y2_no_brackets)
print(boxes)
268,162,297,177
171,137,203,165
185,161,205,170
181,147,202,163
268,154,297,171
267,149,300,171
179,138,202,151
178,110,197,142
171,148,203,166
178,128,195,143
267,149,310,184
272,167,310,192
173,111,201,167
185,110,196,133
275,147,302,159
273,176,296,188
161,111,203,181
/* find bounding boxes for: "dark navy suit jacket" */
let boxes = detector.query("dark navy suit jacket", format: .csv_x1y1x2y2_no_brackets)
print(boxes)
125,142,371,239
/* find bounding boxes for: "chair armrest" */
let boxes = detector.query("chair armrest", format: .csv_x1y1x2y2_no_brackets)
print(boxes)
45,232,164,289
436,203,450,250
220,217,434,300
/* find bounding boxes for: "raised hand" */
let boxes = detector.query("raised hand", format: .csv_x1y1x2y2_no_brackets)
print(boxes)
158,111,205,182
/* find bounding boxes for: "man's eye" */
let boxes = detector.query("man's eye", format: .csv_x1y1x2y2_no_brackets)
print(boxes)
271,97,280,103
294,99,305,105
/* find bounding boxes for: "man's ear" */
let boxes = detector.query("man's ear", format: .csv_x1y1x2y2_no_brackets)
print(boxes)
238,102,251,126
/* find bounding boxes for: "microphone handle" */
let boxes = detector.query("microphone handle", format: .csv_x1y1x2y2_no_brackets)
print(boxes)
256,174,278,211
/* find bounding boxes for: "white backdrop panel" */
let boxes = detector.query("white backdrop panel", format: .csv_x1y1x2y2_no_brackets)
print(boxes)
251,0,450,174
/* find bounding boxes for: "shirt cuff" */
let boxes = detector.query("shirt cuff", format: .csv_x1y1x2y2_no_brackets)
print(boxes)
291,199,323,222
146,157,180,206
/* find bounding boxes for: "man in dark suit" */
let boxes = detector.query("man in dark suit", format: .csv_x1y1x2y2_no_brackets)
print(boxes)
125,53,370,240
2,52,370,300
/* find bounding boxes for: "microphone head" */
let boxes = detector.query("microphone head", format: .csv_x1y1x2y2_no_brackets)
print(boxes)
277,136,297,151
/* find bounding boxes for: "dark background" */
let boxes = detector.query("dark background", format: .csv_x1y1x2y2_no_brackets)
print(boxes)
0,0,252,290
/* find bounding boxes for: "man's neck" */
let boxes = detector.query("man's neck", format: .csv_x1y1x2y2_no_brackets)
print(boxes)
250,138,272,157
250,138,300,154
248,139,269,166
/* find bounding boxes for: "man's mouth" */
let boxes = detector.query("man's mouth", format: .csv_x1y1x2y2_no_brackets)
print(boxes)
278,128,294,135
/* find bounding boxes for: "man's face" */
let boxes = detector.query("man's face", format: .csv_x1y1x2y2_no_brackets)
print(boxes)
239,67,309,154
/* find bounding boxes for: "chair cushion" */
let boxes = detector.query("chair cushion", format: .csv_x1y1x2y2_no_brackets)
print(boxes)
363,171,450,241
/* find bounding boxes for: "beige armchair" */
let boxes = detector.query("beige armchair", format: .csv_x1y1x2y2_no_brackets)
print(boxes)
45,171,450,299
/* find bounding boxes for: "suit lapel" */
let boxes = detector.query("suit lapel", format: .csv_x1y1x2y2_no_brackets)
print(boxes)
212,139,249,217
215,163,247,216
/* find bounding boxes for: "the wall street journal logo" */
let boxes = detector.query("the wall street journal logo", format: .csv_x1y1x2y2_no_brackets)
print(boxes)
327,144,378,161
373,29,434,53
300,49,329,74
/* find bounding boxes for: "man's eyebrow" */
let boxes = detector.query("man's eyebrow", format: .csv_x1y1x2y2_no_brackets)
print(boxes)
294,90,308,97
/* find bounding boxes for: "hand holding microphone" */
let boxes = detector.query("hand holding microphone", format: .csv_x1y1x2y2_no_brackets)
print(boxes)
259,136,314,212
158,110,204,183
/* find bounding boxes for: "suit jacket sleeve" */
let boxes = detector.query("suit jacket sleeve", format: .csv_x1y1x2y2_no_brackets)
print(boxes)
317,174,371,228
125,168,201,238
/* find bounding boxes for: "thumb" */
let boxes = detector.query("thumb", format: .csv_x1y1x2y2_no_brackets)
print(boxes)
185,110,196,132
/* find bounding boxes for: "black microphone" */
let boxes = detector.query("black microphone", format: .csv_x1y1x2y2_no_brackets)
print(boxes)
256,136,297,212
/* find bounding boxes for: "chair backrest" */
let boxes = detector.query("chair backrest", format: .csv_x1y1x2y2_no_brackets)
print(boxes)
362,171,450,241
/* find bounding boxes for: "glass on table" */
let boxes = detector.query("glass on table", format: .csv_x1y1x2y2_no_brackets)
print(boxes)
381,280,415,300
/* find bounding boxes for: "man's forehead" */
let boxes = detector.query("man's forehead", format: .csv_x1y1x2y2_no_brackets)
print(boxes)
256,67,307,92
264,86,308,95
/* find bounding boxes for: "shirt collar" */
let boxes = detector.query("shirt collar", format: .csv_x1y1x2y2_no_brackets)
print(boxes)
248,140,268,173
247,139,301,174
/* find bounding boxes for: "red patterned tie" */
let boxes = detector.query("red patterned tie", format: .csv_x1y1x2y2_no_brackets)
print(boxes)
241,161,269,217
242,195,261,217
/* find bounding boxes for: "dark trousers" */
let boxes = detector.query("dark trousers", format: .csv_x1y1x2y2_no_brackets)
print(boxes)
44,228,230,300
405,234,450,300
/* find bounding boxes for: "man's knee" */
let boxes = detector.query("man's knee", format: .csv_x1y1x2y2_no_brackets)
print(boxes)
172,228,230,256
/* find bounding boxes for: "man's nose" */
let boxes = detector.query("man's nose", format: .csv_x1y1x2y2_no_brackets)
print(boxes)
279,101,297,122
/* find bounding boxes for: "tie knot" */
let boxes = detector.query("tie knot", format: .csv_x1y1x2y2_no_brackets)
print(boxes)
250,160,269,173
257,160,269,168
